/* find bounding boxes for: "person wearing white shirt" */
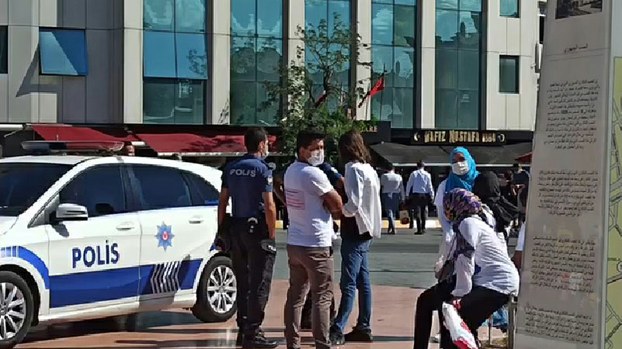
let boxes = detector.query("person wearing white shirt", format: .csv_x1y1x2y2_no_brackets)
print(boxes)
330,131,382,345
380,165,405,235
406,162,434,234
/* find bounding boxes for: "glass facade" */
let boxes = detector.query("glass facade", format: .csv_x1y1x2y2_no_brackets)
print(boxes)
371,0,416,129
500,0,519,18
39,29,88,76
305,0,351,108
230,0,283,125
435,0,483,129
0,27,6,74
499,55,519,94
143,0,207,124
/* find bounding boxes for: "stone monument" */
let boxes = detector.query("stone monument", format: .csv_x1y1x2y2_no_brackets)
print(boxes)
515,0,622,348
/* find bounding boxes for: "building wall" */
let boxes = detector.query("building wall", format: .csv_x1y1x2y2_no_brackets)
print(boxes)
0,0,124,124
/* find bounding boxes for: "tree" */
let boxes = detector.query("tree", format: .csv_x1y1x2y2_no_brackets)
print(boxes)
262,13,375,163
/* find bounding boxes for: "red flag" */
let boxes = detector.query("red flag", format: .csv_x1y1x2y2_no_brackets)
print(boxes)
314,90,328,107
358,75,385,108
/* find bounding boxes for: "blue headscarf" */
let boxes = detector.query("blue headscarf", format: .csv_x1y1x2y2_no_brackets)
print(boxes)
445,147,479,193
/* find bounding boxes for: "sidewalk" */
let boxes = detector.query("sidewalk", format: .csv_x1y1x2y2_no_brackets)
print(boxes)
277,218,442,230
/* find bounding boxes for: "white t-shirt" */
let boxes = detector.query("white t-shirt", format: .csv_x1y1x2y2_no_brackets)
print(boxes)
451,216,520,297
516,223,526,252
284,161,335,248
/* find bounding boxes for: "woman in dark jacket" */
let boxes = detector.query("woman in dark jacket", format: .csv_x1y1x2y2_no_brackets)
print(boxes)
473,171,519,241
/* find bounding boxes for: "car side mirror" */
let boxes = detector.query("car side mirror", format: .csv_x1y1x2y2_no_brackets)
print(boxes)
55,203,89,222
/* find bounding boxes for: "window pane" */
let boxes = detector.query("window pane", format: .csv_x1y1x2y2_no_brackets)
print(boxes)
144,0,174,31
372,0,392,3
394,5,415,47
329,43,350,85
0,27,7,74
176,0,206,32
257,83,277,125
435,88,458,129
460,0,481,12
306,46,324,84
231,36,256,81
458,11,481,50
371,88,393,121
328,1,350,37
435,49,457,89
232,0,256,36
176,33,207,79
39,29,88,76
132,165,192,210
458,50,479,90
372,4,393,46
60,166,126,217
395,0,416,5
231,81,257,124
144,31,176,78
257,38,282,82
392,88,414,128
187,173,220,205
258,0,283,37
436,0,458,10
501,0,519,17
372,45,394,87
457,89,479,129
500,56,519,93
435,9,458,48
144,79,176,123
394,47,414,87
306,0,328,32
174,80,204,124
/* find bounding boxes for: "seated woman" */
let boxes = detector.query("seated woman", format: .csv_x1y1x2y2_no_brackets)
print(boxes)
413,188,519,349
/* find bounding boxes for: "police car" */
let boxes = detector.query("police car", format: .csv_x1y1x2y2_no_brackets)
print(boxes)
0,141,236,348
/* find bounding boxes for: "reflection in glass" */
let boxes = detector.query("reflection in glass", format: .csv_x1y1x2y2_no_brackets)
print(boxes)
257,38,282,82
458,11,480,50
458,50,479,90
176,33,207,79
457,89,479,129
231,81,258,125
499,56,519,93
144,79,204,124
305,0,328,32
500,0,519,17
231,36,257,81
176,0,206,32
372,46,394,87
372,4,393,45
257,83,278,125
435,10,458,48
435,49,457,89
328,1,350,37
39,29,89,76
459,0,481,12
257,0,283,37
435,89,458,129
144,0,174,30
436,0,458,10
395,0,416,4
394,5,415,47
144,31,176,78
392,88,414,128
231,0,256,36
0,27,6,74
393,47,414,88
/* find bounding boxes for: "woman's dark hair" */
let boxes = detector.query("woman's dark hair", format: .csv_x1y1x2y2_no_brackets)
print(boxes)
338,130,371,164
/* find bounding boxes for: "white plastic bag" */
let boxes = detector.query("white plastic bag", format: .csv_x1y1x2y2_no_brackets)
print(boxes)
441,302,478,349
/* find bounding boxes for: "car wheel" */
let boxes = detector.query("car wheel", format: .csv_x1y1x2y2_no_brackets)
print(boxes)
192,256,237,323
0,271,35,349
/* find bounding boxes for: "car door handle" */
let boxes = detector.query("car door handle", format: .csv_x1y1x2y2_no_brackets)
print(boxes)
116,222,136,231
189,216,204,224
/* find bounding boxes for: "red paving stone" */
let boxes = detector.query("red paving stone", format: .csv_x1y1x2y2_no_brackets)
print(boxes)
17,280,503,348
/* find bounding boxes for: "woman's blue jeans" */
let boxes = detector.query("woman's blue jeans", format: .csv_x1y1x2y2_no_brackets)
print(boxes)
333,238,372,332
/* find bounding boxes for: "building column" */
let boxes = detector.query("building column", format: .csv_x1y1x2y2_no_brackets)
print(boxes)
355,0,372,121
419,0,436,129
123,0,143,123
210,0,230,124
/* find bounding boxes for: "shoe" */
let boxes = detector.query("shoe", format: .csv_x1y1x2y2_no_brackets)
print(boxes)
242,334,278,349
329,327,345,346
344,327,373,342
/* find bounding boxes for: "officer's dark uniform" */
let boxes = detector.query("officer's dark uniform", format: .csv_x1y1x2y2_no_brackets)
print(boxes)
222,154,276,341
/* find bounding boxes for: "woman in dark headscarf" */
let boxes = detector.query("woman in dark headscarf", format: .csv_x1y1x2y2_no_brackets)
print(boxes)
473,171,518,241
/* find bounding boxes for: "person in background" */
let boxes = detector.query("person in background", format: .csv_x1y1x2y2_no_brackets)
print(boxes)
406,161,434,235
473,171,518,242
512,188,529,271
283,129,343,349
511,163,530,225
218,128,278,349
123,143,135,156
380,164,405,235
330,131,382,345
413,189,520,349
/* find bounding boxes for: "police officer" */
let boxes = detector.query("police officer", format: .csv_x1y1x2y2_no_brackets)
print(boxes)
218,128,278,349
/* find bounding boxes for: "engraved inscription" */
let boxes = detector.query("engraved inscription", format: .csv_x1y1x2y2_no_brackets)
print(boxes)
544,79,600,150
524,305,594,345
537,169,598,217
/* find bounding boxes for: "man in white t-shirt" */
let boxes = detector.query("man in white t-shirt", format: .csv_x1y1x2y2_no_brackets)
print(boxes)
283,129,343,349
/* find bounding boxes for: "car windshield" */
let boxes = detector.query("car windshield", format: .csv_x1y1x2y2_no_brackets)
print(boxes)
0,163,71,216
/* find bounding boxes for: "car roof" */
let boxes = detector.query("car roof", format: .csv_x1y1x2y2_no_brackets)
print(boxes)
0,155,95,165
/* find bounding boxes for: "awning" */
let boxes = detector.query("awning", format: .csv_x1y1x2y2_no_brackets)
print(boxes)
516,151,532,164
370,142,450,167
135,133,278,157
31,124,138,142
371,142,533,167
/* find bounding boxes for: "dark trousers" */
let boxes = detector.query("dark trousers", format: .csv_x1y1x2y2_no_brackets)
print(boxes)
409,194,430,232
230,226,276,337
413,279,509,349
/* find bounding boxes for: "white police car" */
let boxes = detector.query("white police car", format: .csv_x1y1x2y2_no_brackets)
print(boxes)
0,141,236,348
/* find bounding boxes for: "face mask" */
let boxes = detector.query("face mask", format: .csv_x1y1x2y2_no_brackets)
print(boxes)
452,161,469,176
308,149,325,166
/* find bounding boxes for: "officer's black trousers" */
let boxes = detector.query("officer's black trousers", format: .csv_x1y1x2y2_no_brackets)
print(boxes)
230,229,276,337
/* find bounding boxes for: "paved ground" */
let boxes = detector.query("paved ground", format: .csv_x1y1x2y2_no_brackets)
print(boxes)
16,228,511,348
